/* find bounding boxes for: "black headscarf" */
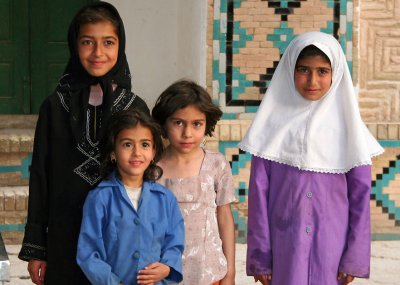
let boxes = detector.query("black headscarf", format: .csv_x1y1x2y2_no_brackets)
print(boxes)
63,1,131,89
56,2,140,185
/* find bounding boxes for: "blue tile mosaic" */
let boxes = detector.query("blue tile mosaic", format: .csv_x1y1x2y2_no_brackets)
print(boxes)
213,0,354,118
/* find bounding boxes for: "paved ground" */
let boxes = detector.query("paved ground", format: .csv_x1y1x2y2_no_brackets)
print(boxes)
5,241,400,284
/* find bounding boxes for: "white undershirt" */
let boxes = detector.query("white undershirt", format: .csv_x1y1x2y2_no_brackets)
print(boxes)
124,185,142,210
88,84,103,106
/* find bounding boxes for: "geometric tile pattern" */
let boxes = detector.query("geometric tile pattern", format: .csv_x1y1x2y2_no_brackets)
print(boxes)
371,157,400,226
212,0,353,119
0,154,31,180
219,141,252,243
358,0,400,123
369,144,400,240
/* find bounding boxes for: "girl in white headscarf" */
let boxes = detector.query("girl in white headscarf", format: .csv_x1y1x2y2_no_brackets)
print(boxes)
241,32,383,285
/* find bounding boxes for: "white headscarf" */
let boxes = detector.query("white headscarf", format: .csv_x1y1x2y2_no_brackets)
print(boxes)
239,32,383,173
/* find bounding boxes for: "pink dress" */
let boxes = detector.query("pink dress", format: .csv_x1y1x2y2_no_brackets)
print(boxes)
158,150,237,284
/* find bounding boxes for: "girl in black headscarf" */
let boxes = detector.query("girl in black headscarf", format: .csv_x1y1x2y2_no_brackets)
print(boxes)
18,3,149,284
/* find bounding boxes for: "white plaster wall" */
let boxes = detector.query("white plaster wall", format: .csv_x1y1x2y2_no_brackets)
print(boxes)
105,0,207,109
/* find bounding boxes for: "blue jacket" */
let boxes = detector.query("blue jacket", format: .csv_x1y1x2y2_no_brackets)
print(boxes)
77,173,184,285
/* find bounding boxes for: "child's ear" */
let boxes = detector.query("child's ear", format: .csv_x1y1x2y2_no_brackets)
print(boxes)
110,153,116,161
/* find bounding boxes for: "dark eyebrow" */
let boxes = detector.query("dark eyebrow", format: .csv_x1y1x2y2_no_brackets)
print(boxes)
78,35,118,40
170,117,206,122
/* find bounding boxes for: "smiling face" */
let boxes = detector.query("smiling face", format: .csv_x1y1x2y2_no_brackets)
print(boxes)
111,124,155,187
78,21,119,77
165,105,206,155
294,55,332,101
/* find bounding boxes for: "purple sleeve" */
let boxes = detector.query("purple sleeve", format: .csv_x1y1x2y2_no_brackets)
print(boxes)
246,156,272,276
339,165,371,278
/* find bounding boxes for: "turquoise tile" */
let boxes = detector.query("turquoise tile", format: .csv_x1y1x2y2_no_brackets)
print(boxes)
379,141,400,147
221,113,237,120
0,165,21,173
245,106,259,113
21,154,32,179
220,0,227,13
267,34,280,41
213,20,221,39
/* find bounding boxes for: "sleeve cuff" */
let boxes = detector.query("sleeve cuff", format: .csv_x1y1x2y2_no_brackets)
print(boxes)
18,243,46,261
165,267,183,283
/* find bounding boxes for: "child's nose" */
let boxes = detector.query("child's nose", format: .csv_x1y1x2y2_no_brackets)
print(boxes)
183,126,192,138
308,72,317,84
93,43,103,56
131,145,140,156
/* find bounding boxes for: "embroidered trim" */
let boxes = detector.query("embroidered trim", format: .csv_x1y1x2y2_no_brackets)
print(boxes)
113,88,126,107
57,85,137,185
85,110,100,148
19,243,47,261
123,91,136,111
239,143,383,174
74,157,102,186
22,243,46,250
57,91,70,112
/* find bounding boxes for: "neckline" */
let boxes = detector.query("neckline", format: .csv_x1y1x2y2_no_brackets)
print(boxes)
162,148,207,181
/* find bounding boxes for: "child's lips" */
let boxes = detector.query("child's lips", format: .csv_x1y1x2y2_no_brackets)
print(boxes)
90,61,106,67
180,142,193,148
129,160,142,166
305,89,320,94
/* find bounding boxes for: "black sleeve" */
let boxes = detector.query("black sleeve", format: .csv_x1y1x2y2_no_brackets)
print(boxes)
131,93,150,115
18,99,51,262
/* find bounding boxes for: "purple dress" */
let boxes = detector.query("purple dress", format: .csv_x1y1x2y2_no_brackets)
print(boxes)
246,156,371,285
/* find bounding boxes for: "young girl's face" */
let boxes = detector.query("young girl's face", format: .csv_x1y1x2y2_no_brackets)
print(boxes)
78,21,119,77
294,55,332,101
111,124,155,187
165,105,206,154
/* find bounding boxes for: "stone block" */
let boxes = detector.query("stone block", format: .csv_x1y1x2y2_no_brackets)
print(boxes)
1,232,24,245
219,123,231,141
230,124,241,141
4,193,15,211
206,141,219,152
377,124,388,140
15,191,27,211
388,124,399,140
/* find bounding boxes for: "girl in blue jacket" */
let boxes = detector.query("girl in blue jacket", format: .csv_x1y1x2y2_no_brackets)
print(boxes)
77,109,184,285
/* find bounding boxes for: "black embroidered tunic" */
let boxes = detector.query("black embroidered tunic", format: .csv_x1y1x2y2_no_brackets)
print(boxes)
18,2,149,284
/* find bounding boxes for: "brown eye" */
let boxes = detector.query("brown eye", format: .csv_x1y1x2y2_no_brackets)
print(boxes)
296,67,309,74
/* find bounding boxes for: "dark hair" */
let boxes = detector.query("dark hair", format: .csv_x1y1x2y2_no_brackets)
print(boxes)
68,2,126,56
296,45,331,66
152,79,223,137
100,109,164,181
73,4,119,36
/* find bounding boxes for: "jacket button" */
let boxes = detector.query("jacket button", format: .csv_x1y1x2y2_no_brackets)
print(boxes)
134,218,140,225
133,251,140,259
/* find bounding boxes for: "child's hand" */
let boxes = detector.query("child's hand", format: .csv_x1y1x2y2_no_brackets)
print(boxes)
254,274,272,285
27,260,47,285
137,262,170,284
337,272,355,284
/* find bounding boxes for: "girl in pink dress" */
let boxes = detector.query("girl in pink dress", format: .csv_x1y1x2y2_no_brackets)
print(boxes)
152,80,237,285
